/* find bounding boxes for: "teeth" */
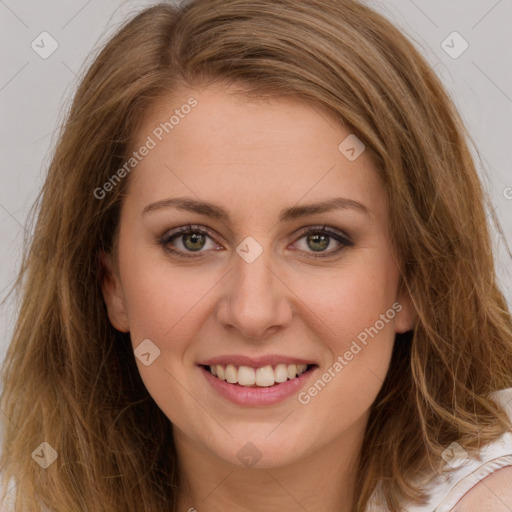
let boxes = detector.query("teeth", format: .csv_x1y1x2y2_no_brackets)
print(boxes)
225,364,238,383
207,363,310,387
274,364,288,383
286,364,297,380
237,365,255,386
255,365,275,387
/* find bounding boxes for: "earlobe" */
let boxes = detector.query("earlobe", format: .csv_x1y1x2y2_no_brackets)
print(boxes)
394,287,417,334
99,249,130,332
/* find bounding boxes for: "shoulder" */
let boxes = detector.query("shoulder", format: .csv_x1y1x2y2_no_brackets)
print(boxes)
451,465,512,511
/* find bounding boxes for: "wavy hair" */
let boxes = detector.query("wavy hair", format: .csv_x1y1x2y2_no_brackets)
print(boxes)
1,0,512,510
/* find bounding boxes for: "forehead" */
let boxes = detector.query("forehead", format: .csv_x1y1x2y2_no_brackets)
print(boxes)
125,83,386,222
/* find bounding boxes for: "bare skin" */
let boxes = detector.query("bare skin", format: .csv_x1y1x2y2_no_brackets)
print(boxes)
101,83,416,511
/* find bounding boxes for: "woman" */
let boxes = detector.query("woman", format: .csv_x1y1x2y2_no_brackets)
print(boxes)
1,0,511,510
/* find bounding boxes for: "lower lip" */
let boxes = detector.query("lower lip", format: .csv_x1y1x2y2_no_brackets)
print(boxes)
199,365,317,406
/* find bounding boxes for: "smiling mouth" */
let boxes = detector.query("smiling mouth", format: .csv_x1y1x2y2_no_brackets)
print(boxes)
201,363,317,387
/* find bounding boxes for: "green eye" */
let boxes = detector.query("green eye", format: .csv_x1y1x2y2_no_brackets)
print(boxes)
306,233,331,252
181,232,207,251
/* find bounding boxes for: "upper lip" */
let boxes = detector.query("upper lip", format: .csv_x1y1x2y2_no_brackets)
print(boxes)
199,355,316,368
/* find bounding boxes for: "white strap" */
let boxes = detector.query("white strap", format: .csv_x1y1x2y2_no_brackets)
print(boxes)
434,454,512,511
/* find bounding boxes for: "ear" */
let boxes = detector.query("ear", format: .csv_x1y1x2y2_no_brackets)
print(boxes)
394,283,417,334
99,249,130,332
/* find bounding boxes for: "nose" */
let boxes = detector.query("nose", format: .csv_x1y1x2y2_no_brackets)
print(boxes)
215,243,295,340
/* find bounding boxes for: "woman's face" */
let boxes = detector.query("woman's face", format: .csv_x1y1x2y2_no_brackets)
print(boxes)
101,83,415,468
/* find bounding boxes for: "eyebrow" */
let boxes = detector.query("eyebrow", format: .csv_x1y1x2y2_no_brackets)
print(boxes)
142,196,369,222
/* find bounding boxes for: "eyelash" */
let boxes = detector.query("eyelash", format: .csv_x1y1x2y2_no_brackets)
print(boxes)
158,224,353,259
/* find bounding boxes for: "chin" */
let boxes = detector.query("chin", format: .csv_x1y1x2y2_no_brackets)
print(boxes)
208,427,311,469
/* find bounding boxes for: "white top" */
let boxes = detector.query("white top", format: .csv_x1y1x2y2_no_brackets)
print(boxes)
2,389,512,511
366,387,512,511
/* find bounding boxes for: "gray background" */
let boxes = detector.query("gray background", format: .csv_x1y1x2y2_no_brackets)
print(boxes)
1,0,511,368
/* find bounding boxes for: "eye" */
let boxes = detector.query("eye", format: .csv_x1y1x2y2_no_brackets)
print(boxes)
159,225,220,258
292,225,353,257
159,224,353,259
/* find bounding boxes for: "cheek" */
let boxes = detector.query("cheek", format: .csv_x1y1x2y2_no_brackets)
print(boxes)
118,239,215,347
294,252,400,350
292,250,400,414
118,253,217,429
295,265,399,426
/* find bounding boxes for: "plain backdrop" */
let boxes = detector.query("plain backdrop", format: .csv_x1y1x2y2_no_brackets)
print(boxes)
1,0,511,370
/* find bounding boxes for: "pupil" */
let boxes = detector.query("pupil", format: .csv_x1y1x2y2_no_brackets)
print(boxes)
308,233,329,252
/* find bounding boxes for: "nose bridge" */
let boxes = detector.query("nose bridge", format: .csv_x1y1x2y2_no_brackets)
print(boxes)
236,243,274,303
216,237,293,337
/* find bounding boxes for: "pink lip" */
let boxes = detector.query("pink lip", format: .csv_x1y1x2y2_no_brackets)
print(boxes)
199,365,318,406
199,354,315,367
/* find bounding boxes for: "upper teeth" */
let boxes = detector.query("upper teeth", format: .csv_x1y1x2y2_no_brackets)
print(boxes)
210,364,308,387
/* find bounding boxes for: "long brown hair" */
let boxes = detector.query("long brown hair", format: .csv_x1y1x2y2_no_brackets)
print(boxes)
2,1,512,510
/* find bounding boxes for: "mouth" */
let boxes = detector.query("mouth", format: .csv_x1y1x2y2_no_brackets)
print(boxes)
199,363,317,388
